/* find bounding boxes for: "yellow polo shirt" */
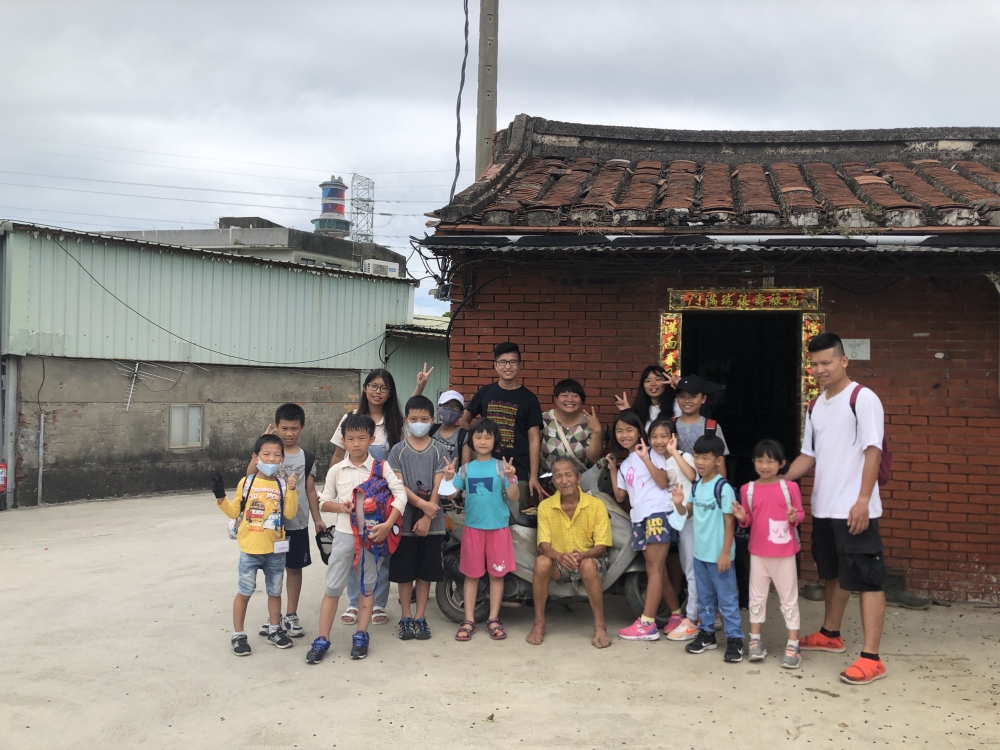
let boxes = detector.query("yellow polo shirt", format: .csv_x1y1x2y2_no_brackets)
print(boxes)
536,490,613,554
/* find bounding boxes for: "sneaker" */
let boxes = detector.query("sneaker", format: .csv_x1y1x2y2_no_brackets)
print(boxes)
351,630,370,660
231,634,251,656
282,613,305,638
782,644,802,670
666,618,699,642
259,619,276,637
305,636,330,665
839,656,886,685
267,628,293,649
800,631,846,653
413,617,432,641
724,638,744,663
685,630,718,654
748,638,767,662
398,617,416,641
663,614,684,634
618,617,660,641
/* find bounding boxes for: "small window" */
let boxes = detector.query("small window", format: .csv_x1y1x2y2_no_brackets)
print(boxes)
170,405,204,448
301,257,316,265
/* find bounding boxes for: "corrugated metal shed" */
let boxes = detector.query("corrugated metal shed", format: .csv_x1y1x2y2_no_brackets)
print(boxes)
384,314,450,404
1,223,415,369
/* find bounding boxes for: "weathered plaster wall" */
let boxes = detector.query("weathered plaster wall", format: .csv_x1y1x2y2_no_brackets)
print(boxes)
14,357,359,506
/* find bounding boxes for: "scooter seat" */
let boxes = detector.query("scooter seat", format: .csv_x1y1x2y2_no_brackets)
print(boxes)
510,511,538,528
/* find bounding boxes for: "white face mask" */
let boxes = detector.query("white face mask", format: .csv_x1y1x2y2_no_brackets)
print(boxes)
407,422,432,438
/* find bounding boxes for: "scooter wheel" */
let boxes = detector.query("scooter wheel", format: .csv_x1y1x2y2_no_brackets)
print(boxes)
435,576,489,624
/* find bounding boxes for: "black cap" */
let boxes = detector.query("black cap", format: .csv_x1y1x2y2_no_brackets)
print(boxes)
675,374,718,396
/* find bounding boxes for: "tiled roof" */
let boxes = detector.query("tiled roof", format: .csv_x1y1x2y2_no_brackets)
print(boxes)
430,115,1000,234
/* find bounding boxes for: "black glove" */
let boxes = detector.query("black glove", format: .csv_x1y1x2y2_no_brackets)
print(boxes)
210,471,226,499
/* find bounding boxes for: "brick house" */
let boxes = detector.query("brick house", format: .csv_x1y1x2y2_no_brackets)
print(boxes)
421,115,1000,603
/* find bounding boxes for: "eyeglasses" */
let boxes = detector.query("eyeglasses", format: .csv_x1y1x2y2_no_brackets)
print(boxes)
494,359,520,369
366,384,390,394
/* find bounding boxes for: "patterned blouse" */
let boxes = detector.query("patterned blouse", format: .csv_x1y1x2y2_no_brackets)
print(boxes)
541,410,595,472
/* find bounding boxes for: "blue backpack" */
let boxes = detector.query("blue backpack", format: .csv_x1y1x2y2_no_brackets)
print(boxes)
349,460,402,595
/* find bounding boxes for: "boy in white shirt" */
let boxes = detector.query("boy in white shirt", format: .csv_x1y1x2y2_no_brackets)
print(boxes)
305,413,407,663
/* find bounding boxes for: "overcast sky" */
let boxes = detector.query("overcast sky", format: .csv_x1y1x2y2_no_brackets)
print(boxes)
3,0,1000,314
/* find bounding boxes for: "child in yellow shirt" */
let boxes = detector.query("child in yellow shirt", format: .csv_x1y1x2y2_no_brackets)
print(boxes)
213,434,298,656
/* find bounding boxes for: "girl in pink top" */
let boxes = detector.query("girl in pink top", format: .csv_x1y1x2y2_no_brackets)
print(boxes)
730,440,805,669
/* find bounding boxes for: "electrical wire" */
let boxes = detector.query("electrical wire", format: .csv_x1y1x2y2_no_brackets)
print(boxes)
0,205,217,226
54,239,389,366
0,133,479,176
449,0,470,204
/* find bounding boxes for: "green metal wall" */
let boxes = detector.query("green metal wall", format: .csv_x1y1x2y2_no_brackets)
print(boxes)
1,227,414,369
384,335,451,407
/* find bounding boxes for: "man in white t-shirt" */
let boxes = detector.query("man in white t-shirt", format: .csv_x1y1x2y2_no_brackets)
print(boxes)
784,332,887,686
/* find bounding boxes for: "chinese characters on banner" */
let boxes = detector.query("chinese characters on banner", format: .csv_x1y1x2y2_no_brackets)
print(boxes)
659,313,682,377
667,288,820,312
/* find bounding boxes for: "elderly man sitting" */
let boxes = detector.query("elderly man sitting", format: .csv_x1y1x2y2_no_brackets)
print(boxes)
526,456,613,649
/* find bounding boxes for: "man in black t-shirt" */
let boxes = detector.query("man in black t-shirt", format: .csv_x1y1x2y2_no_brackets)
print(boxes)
462,342,544,511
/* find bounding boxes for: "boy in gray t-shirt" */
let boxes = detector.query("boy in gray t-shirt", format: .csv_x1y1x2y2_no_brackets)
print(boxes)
387,396,447,641
674,375,729,475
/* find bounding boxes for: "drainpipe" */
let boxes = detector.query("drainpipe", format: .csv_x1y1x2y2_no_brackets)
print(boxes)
37,412,43,505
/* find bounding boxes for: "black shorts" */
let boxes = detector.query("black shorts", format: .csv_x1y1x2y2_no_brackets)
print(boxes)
812,517,885,593
284,528,312,570
388,535,445,583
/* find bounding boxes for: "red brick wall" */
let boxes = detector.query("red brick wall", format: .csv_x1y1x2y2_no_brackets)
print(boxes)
449,268,1000,603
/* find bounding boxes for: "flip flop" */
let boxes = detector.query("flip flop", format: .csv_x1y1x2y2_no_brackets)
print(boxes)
486,619,507,641
455,620,476,641
340,607,359,625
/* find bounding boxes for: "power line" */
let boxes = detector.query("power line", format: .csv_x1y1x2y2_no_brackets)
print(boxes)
0,205,217,226
0,133,477,176
54,238,390,366
450,0,470,204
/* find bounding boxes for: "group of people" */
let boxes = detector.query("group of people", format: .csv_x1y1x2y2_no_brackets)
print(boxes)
212,331,889,686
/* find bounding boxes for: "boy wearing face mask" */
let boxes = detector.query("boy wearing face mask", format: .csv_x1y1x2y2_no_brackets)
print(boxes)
387,395,448,641
212,433,298,656
430,390,469,466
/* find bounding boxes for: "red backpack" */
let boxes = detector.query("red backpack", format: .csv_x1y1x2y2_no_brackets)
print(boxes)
807,383,892,484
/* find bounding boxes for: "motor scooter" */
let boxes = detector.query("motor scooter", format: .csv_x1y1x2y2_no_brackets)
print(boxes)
435,476,657,623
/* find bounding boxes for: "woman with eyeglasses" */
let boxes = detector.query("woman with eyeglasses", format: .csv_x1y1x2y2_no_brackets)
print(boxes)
330,368,406,627
615,365,682,432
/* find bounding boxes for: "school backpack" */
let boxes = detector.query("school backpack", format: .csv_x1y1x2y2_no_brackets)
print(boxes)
349,460,402,595
429,423,468,460
689,474,730,508
227,474,286,540
746,479,800,543
807,383,892,484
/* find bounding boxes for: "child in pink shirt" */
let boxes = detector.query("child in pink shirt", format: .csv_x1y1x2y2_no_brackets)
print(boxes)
730,440,805,669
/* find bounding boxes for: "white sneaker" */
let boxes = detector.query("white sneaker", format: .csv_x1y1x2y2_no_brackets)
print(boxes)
259,618,277,637
282,613,305,638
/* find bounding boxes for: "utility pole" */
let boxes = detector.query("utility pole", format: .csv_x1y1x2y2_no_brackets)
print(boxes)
475,0,498,179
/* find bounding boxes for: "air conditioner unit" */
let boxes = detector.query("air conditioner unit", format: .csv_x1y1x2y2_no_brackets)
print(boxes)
363,259,401,278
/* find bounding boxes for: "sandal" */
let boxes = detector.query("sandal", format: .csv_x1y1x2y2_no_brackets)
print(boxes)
455,620,476,641
372,606,389,625
486,618,507,641
340,607,359,625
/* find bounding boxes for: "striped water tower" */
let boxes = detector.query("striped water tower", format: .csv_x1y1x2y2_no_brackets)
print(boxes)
311,175,351,237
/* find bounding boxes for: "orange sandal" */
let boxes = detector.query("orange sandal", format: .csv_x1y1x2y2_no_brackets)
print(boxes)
840,657,886,685
455,620,476,641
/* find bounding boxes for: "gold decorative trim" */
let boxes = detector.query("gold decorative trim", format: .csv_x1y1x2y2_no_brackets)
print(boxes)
668,288,820,311
659,313,682,377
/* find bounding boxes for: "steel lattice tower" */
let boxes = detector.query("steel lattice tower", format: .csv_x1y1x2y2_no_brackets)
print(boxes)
350,173,375,262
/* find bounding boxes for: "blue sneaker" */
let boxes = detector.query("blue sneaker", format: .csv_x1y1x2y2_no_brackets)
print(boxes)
305,636,330,665
351,630,370,660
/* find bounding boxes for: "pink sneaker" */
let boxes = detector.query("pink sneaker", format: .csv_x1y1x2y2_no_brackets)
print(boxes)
618,617,660,641
666,618,699,641
663,614,684,634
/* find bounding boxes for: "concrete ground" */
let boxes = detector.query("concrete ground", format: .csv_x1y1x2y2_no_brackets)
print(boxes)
1,492,999,750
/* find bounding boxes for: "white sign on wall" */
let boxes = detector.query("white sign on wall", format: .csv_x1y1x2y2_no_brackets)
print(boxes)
842,338,871,360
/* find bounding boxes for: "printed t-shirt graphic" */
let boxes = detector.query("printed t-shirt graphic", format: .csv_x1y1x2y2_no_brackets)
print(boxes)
467,383,543,481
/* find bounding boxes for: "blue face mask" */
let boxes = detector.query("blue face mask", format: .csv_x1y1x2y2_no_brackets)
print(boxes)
407,422,432,438
256,461,281,477
439,407,462,426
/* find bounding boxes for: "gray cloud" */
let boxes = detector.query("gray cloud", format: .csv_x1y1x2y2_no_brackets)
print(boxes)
2,0,998,313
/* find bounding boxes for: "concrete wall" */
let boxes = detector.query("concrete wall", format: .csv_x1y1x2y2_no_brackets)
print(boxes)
13,356,362,507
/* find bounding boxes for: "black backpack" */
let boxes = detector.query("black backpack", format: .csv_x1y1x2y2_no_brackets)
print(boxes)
429,423,467,460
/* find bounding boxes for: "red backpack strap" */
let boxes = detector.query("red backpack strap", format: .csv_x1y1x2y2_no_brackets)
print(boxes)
671,415,678,422
848,383,865,418
806,397,818,416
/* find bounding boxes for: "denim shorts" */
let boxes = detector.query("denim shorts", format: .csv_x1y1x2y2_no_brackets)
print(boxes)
237,551,286,596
